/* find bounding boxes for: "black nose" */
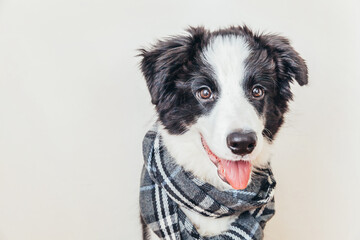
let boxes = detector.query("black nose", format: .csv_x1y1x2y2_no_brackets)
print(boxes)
226,131,257,155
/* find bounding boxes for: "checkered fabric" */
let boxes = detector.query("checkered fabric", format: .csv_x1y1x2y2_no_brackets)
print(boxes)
140,130,276,240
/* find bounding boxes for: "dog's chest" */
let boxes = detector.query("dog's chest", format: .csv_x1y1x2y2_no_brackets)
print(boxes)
180,207,238,236
147,207,237,240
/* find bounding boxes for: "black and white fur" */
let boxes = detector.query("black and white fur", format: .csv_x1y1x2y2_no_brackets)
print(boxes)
139,26,308,239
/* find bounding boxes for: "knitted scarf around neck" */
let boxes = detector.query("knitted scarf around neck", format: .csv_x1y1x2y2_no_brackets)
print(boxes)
139,129,276,240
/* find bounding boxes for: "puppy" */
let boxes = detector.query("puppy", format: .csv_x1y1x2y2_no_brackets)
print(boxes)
139,26,308,240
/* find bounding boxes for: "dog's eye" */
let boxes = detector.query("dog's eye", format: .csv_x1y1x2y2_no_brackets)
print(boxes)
197,87,213,100
251,86,265,99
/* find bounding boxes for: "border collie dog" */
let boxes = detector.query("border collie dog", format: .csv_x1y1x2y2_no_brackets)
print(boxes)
139,26,308,240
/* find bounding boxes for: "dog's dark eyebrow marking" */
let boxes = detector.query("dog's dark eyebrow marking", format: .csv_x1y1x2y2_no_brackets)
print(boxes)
189,75,217,89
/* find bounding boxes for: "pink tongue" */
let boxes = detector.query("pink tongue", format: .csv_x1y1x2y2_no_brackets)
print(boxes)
219,160,252,190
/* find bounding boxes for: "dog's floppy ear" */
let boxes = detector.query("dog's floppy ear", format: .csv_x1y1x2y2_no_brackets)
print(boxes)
261,34,308,86
139,27,208,105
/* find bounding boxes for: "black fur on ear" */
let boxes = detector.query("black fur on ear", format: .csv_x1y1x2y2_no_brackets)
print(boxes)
260,34,308,87
139,27,209,105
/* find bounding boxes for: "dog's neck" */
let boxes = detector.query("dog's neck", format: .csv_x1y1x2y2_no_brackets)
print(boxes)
158,124,272,191
142,126,276,238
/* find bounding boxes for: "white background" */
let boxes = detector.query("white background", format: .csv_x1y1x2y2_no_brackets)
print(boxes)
0,0,359,239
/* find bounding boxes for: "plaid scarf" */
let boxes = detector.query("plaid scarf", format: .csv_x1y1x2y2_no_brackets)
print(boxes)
140,130,276,240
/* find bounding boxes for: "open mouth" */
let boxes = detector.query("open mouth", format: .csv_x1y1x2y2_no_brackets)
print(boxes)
201,136,252,190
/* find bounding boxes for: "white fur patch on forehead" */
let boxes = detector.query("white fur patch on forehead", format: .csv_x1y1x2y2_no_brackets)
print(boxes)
201,35,250,87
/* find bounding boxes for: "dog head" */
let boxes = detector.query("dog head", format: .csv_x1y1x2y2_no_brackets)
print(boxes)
140,26,308,189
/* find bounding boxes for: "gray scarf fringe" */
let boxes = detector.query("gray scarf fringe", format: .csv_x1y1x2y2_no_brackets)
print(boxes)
140,130,276,240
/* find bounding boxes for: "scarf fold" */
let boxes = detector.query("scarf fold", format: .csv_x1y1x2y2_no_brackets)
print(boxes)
140,130,276,240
